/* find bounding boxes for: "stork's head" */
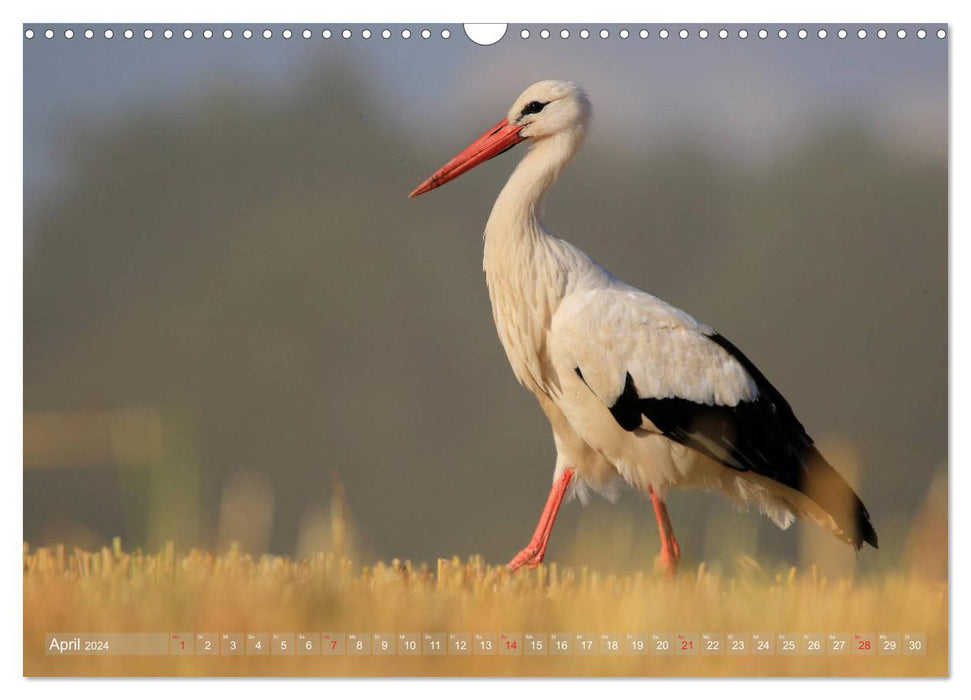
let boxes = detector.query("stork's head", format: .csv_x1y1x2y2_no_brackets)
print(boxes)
506,80,592,140
409,80,592,197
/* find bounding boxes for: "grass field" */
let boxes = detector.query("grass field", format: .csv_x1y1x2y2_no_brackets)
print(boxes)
23,539,946,677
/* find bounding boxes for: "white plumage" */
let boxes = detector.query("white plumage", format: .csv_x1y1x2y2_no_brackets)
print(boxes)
411,80,877,573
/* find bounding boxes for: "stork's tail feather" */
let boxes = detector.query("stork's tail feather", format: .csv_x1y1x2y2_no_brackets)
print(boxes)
799,446,878,550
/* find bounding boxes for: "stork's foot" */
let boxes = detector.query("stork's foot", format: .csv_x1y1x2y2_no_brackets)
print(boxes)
506,545,545,572
653,538,681,578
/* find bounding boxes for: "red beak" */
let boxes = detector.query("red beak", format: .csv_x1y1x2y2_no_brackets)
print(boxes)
409,119,526,198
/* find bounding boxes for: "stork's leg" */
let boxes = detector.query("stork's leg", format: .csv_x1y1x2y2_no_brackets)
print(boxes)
649,487,681,577
507,469,574,571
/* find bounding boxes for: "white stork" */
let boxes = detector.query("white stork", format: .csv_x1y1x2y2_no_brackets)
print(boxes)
410,80,878,574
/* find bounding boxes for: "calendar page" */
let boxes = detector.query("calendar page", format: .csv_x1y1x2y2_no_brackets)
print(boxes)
22,20,947,678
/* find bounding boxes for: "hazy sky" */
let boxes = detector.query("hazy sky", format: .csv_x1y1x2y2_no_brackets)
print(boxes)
25,23,947,207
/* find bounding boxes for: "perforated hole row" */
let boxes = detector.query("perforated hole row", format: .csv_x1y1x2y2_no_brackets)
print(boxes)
23,27,455,40
23,26,948,41
535,26,944,41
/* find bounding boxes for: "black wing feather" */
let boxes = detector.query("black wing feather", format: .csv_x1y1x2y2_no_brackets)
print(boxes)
593,332,878,550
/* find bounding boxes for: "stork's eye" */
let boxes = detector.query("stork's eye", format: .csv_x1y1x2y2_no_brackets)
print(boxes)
521,100,549,116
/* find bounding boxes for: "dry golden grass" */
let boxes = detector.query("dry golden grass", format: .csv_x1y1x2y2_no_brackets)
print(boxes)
23,540,946,677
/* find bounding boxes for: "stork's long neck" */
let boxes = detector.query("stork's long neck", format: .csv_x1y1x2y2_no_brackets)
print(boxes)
483,129,585,393
484,130,581,246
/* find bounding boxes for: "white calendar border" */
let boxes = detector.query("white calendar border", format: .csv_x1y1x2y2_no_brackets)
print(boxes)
3,0,962,697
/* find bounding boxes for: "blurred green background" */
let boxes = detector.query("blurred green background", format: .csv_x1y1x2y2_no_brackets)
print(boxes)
24,25,947,575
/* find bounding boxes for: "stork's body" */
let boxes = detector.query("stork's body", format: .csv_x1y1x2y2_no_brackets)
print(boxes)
411,80,877,573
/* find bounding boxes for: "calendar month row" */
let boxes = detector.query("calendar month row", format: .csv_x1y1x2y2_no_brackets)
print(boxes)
45,632,927,657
